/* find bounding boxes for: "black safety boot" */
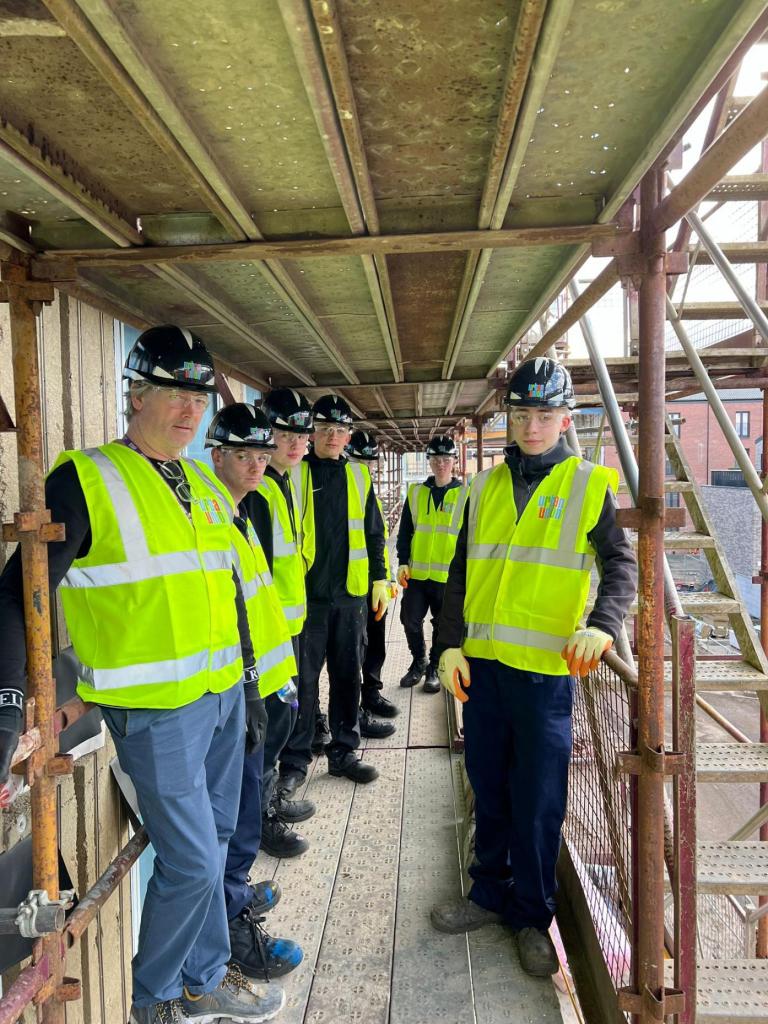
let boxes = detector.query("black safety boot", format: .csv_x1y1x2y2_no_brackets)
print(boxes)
228,907,303,981
275,767,305,798
400,659,427,688
423,666,441,693
359,708,396,739
271,790,316,823
328,752,379,783
311,713,331,755
361,691,399,718
247,878,281,915
260,810,309,858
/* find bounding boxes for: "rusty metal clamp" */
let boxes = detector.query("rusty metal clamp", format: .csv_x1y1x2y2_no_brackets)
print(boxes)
8,888,74,938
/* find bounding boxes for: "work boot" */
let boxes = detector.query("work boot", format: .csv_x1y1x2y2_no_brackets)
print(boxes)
246,879,281,916
129,1001,186,1024
311,713,331,755
359,708,396,739
260,811,309,858
423,666,441,693
275,768,305,798
430,897,501,934
400,659,427,688
516,927,559,977
328,751,379,783
271,790,316,823
229,907,303,981
361,691,399,718
182,965,284,1022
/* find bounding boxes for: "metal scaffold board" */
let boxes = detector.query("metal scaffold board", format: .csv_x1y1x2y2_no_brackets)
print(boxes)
664,660,768,692
667,960,768,1021
697,841,768,894
697,743,768,783
628,591,741,617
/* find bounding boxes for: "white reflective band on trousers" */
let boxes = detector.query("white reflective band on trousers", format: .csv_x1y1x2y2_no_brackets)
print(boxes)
78,642,244,691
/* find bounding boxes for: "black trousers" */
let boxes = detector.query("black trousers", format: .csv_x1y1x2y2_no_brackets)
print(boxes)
400,577,445,669
361,596,387,703
262,634,300,805
280,597,367,771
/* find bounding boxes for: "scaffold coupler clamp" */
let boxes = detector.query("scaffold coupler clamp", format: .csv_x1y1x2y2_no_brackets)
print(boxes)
14,888,74,938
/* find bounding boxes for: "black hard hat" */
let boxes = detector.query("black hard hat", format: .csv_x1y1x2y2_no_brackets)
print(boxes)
347,430,379,461
312,394,354,426
124,324,217,392
205,404,276,449
504,357,574,409
262,388,314,434
426,435,457,457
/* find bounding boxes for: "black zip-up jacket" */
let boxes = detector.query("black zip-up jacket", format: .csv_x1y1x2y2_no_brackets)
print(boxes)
436,437,637,656
0,455,254,733
396,475,463,566
304,451,386,603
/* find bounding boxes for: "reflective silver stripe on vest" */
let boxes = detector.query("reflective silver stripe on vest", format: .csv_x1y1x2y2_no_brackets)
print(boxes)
468,468,494,540
350,549,368,561
86,449,151,560
464,621,568,654
558,461,594,550
241,572,269,601
63,548,231,589
348,462,367,509
183,458,234,516
349,518,365,530
257,638,295,674
466,542,595,572
290,464,305,522
78,641,242,691
411,559,451,573
283,603,306,621
272,501,298,558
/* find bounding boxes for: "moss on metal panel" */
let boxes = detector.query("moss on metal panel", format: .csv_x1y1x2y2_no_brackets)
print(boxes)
317,315,391,374
82,267,208,325
514,0,749,202
475,245,575,313
0,155,92,232
110,0,343,217
0,37,201,217
337,0,519,202
186,264,298,323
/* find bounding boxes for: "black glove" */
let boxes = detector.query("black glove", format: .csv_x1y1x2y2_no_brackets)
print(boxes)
0,688,24,788
243,668,267,754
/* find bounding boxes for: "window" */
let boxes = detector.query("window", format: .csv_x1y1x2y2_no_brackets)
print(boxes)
669,413,682,437
736,411,750,438
665,491,681,508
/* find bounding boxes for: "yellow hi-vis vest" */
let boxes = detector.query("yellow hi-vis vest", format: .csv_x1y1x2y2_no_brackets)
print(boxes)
463,457,619,675
55,442,243,708
258,474,308,636
408,480,469,583
232,518,297,696
289,461,316,574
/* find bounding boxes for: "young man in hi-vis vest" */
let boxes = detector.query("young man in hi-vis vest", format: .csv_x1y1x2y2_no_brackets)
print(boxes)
0,327,284,1024
396,435,468,692
206,403,304,987
245,387,317,860
431,358,636,978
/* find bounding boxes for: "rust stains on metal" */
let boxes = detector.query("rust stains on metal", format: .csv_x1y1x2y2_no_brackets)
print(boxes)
65,828,149,943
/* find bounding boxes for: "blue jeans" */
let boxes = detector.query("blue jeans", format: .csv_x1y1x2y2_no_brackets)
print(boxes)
224,739,265,921
102,685,244,1007
462,658,573,930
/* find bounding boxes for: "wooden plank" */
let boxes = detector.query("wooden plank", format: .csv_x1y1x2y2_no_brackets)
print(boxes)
33,223,630,270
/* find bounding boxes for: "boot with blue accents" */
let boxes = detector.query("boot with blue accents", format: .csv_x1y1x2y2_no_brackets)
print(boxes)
246,878,281,916
182,964,284,1022
229,906,304,981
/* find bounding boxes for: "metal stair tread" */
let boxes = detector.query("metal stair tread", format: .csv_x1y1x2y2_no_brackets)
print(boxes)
618,480,693,493
664,660,768,692
696,841,768,894
665,960,768,1022
697,743,768,783
630,532,715,549
627,591,741,616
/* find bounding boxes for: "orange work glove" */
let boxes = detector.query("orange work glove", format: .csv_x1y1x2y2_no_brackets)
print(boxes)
561,628,613,677
437,649,471,703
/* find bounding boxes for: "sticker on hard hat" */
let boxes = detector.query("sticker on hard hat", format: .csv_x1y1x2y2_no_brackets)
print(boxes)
249,426,272,441
180,360,211,381
528,383,545,399
289,411,312,426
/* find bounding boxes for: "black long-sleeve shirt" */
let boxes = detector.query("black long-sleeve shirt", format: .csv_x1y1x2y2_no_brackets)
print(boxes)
396,475,464,566
304,451,386,603
436,438,637,654
0,453,253,716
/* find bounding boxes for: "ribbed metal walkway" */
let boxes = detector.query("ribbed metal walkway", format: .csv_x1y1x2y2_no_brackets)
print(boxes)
253,599,575,1024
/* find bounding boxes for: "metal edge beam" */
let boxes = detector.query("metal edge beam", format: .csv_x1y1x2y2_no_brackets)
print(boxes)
0,119,141,247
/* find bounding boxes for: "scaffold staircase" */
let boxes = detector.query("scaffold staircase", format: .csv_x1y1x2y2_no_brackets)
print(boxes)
614,416,768,1021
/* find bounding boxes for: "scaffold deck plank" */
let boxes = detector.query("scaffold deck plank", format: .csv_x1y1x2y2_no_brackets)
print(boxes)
697,841,768,894
664,659,768,692
667,960,768,1022
697,743,768,783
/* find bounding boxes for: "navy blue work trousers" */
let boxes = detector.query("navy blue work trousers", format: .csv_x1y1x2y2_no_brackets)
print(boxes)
223,738,264,921
462,657,573,930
